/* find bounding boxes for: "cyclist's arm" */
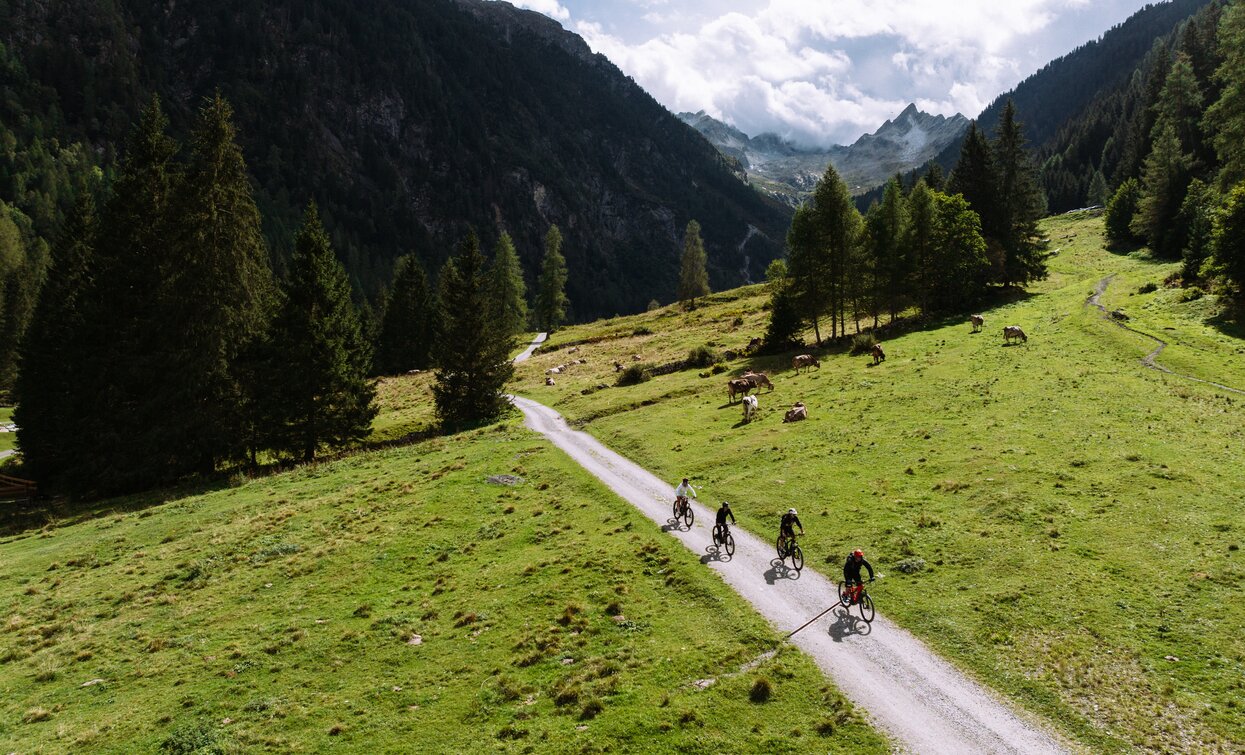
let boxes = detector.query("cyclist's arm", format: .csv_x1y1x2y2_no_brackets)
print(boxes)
690,485,697,498
863,559,875,580
728,510,736,523
793,515,803,531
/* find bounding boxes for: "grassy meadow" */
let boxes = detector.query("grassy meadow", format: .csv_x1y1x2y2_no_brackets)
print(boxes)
0,423,885,752
511,211,1245,752
1,407,15,454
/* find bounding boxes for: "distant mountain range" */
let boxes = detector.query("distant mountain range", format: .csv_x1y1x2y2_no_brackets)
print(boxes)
678,105,969,203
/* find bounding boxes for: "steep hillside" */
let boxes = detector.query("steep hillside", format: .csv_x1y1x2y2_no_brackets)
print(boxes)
0,0,790,318
680,105,967,202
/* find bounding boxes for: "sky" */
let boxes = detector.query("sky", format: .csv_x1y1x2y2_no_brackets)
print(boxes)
503,0,1160,147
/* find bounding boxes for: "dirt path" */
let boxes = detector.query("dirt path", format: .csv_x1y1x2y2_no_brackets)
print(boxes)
511,336,1066,753
1087,276,1245,396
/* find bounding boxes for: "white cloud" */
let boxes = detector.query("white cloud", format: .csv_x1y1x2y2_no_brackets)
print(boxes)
507,0,570,22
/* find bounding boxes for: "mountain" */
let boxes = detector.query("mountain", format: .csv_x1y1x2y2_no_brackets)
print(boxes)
678,105,969,203
0,0,791,320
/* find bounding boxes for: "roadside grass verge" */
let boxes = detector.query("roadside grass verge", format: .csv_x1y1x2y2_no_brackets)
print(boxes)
0,423,885,752
0,407,14,454
510,211,1245,751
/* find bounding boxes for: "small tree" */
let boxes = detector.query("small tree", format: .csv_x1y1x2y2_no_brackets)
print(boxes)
1213,183,1245,296
433,231,516,431
1179,180,1217,282
677,219,711,309
489,231,527,341
1105,178,1143,244
264,204,377,462
1087,171,1110,208
534,225,568,332
375,255,434,375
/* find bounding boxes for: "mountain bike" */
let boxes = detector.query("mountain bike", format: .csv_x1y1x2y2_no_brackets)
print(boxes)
672,496,694,528
838,580,875,623
775,533,803,571
712,522,735,556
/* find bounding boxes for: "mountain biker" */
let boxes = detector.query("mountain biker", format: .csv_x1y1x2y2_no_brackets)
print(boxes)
714,501,736,541
778,508,803,553
673,478,697,516
843,549,875,604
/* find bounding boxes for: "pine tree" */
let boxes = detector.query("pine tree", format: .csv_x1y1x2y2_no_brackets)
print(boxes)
488,231,528,341
869,178,909,323
922,162,945,192
432,231,516,431
1087,171,1110,207
1179,179,1217,282
810,163,863,338
161,92,277,476
1155,52,1205,170
375,255,434,374
928,192,990,313
993,101,1049,286
785,203,827,343
948,122,1001,240
1204,0,1245,188
534,225,568,333
1132,119,1192,258
1213,183,1245,296
1105,178,1143,244
677,219,711,309
264,204,376,462
13,192,98,482
906,179,938,315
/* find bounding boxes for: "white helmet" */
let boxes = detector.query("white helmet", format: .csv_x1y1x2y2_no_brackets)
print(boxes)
788,508,797,515
722,501,731,509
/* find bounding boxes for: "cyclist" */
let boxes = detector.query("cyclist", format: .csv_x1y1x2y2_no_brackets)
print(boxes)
713,501,736,542
778,508,803,554
843,549,875,604
673,478,697,517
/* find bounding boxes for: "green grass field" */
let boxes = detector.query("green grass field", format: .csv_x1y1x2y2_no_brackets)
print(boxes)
1,407,15,454
512,211,1245,752
0,423,885,752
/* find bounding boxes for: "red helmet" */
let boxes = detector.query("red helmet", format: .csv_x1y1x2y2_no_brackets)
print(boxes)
852,549,864,558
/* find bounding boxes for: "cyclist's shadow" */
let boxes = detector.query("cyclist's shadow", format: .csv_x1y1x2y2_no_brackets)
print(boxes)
826,607,872,641
763,559,800,584
660,519,686,533
700,545,732,564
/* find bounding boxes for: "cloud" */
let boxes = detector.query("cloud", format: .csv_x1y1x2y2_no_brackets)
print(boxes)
507,0,570,22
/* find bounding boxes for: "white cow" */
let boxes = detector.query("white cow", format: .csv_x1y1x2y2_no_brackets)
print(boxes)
1003,325,1028,344
742,394,758,423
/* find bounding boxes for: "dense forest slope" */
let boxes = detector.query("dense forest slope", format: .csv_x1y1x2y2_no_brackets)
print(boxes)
0,0,790,318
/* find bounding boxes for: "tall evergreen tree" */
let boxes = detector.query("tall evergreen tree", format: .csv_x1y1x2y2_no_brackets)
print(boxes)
677,219,711,309
906,179,938,315
1087,171,1110,208
1179,179,1218,282
1105,178,1143,244
868,178,910,323
810,164,863,338
922,162,946,192
1213,182,1245,296
13,192,98,481
1204,0,1245,188
785,203,828,343
375,255,434,374
1132,119,1192,258
1155,52,1205,170
993,101,1049,286
534,225,568,333
488,231,528,342
264,204,376,462
161,92,277,476
948,121,1002,240
928,192,990,313
433,231,515,431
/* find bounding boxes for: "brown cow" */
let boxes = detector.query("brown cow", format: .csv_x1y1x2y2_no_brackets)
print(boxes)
727,378,753,403
871,344,886,366
970,314,984,332
741,371,774,391
1003,325,1028,344
783,402,807,423
792,354,820,373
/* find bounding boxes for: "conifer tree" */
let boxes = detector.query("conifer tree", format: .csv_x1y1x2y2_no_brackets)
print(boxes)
14,192,98,481
161,92,277,475
432,231,515,431
534,225,568,332
264,204,376,462
928,192,990,313
948,122,1001,240
868,178,910,323
1204,0,1245,188
1213,183,1245,296
1087,171,1110,207
922,162,946,192
993,101,1049,286
1179,179,1217,282
1132,120,1192,258
1155,52,1204,169
677,219,711,309
810,163,862,338
375,255,434,374
1105,178,1143,244
785,203,828,343
906,179,938,315
489,231,528,341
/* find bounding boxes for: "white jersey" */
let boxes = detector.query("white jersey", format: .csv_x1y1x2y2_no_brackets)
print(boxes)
674,482,697,499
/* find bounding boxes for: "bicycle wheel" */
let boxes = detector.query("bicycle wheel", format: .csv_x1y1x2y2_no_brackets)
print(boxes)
711,525,722,546
838,582,850,606
672,500,681,520
683,505,694,528
775,536,785,559
859,593,875,623
790,544,803,571
724,532,735,557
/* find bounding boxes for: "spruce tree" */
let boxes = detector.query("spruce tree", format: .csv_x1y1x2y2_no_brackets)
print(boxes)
489,231,528,341
432,231,516,431
906,179,937,315
1179,179,1217,282
162,92,277,476
1204,0,1245,188
264,204,376,462
785,204,828,343
1087,171,1110,208
993,101,1049,286
948,122,1001,240
1105,178,1143,244
810,164,862,338
376,255,434,374
534,225,568,332
677,219,711,309
1132,120,1192,258
1155,52,1205,170
1213,183,1245,296
869,178,910,322
929,192,990,313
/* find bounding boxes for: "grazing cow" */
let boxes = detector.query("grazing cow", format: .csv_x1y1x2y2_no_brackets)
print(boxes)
742,394,758,423
547,367,562,375
783,402,807,423
614,361,623,372
727,378,753,403
970,314,985,332
871,343,886,365
568,347,580,354
747,337,763,352
1003,325,1028,344
741,371,774,392
632,354,643,361
545,377,556,386
792,354,820,373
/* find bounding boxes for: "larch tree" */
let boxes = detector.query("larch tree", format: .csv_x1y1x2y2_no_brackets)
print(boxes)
489,231,528,341
264,203,376,462
534,224,568,333
432,231,516,431
869,177,910,323
677,219,711,310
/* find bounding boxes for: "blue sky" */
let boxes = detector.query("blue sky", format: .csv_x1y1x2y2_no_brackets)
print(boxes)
505,0,1160,146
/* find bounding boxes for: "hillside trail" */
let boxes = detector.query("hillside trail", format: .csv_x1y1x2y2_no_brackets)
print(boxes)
1087,275,1245,396
511,335,1067,754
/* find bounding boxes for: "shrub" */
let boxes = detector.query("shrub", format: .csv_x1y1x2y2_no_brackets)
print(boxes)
895,557,926,574
710,362,728,375
849,332,878,355
616,364,651,387
686,345,719,367
749,677,773,703
632,325,653,336
160,721,225,754
1178,287,1204,302
646,299,661,312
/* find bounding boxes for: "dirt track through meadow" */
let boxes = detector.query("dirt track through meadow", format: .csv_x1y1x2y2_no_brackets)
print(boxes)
511,335,1068,754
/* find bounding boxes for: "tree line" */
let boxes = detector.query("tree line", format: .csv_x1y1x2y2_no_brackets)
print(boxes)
12,95,571,496
765,100,1048,347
